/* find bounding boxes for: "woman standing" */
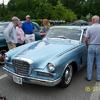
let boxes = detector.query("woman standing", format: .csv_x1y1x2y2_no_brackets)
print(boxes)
16,21,25,47
40,19,50,38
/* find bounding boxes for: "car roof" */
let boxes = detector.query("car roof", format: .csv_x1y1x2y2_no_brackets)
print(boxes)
50,26,89,30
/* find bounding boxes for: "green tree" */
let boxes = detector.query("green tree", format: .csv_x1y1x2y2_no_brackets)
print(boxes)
1,0,77,21
8,0,17,11
61,0,87,18
53,0,77,21
48,0,58,6
85,0,100,15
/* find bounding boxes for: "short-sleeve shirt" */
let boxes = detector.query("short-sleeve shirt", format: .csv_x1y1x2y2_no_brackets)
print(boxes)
85,23,100,44
22,21,34,34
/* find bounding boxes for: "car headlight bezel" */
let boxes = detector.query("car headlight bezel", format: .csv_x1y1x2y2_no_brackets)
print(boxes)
5,55,9,61
47,63,56,72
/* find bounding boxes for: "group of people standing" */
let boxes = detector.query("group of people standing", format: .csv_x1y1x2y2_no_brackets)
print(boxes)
4,15,50,50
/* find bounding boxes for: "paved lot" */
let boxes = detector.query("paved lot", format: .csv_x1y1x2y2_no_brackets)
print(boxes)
0,65,100,100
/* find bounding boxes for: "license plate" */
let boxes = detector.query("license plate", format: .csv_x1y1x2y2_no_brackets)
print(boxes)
13,75,22,84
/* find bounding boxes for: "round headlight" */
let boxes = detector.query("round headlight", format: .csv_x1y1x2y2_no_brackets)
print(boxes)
47,63,55,72
5,55,9,61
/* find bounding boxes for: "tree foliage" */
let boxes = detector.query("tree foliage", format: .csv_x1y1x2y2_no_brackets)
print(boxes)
1,0,100,21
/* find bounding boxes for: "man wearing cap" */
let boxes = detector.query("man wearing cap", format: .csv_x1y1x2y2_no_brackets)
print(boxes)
4,16,19,50
22,15,35,43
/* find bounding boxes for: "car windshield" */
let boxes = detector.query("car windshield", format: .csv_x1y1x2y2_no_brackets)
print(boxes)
46,28,82,41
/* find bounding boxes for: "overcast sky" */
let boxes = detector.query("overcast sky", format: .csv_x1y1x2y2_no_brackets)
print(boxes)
0,0,10,5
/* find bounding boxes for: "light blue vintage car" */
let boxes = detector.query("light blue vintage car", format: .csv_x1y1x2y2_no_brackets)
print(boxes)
3,26,88,87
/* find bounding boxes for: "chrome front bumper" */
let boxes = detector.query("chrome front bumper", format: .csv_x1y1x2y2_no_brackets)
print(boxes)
3,67,61,86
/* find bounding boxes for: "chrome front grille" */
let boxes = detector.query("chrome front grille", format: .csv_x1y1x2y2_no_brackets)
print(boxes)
12,59,30,76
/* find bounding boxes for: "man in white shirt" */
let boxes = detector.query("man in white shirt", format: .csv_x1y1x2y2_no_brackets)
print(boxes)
4,16,19,50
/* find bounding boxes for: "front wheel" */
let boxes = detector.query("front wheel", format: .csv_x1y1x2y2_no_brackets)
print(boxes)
60,64,73,88
0,49,6,65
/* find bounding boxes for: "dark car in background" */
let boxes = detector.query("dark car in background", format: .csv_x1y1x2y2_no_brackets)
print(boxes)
68,20,90,26
0,22,9,49
32,22,42,40
0,22,9,64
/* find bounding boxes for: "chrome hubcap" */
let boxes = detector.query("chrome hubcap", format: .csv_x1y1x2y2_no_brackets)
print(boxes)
65,65,72,85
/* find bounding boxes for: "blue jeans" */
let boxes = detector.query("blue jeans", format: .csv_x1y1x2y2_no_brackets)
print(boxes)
87,45,100,80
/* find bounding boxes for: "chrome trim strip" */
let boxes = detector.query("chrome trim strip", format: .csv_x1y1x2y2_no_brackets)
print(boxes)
80,29,84,43
34,69,54,76
56,45,80,57
13,57,33,64
3,67,61,86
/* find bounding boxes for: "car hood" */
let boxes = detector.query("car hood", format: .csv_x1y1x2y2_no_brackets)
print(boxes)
13,41,79,69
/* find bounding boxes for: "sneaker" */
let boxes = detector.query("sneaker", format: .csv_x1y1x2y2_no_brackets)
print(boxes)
85,77,91,81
